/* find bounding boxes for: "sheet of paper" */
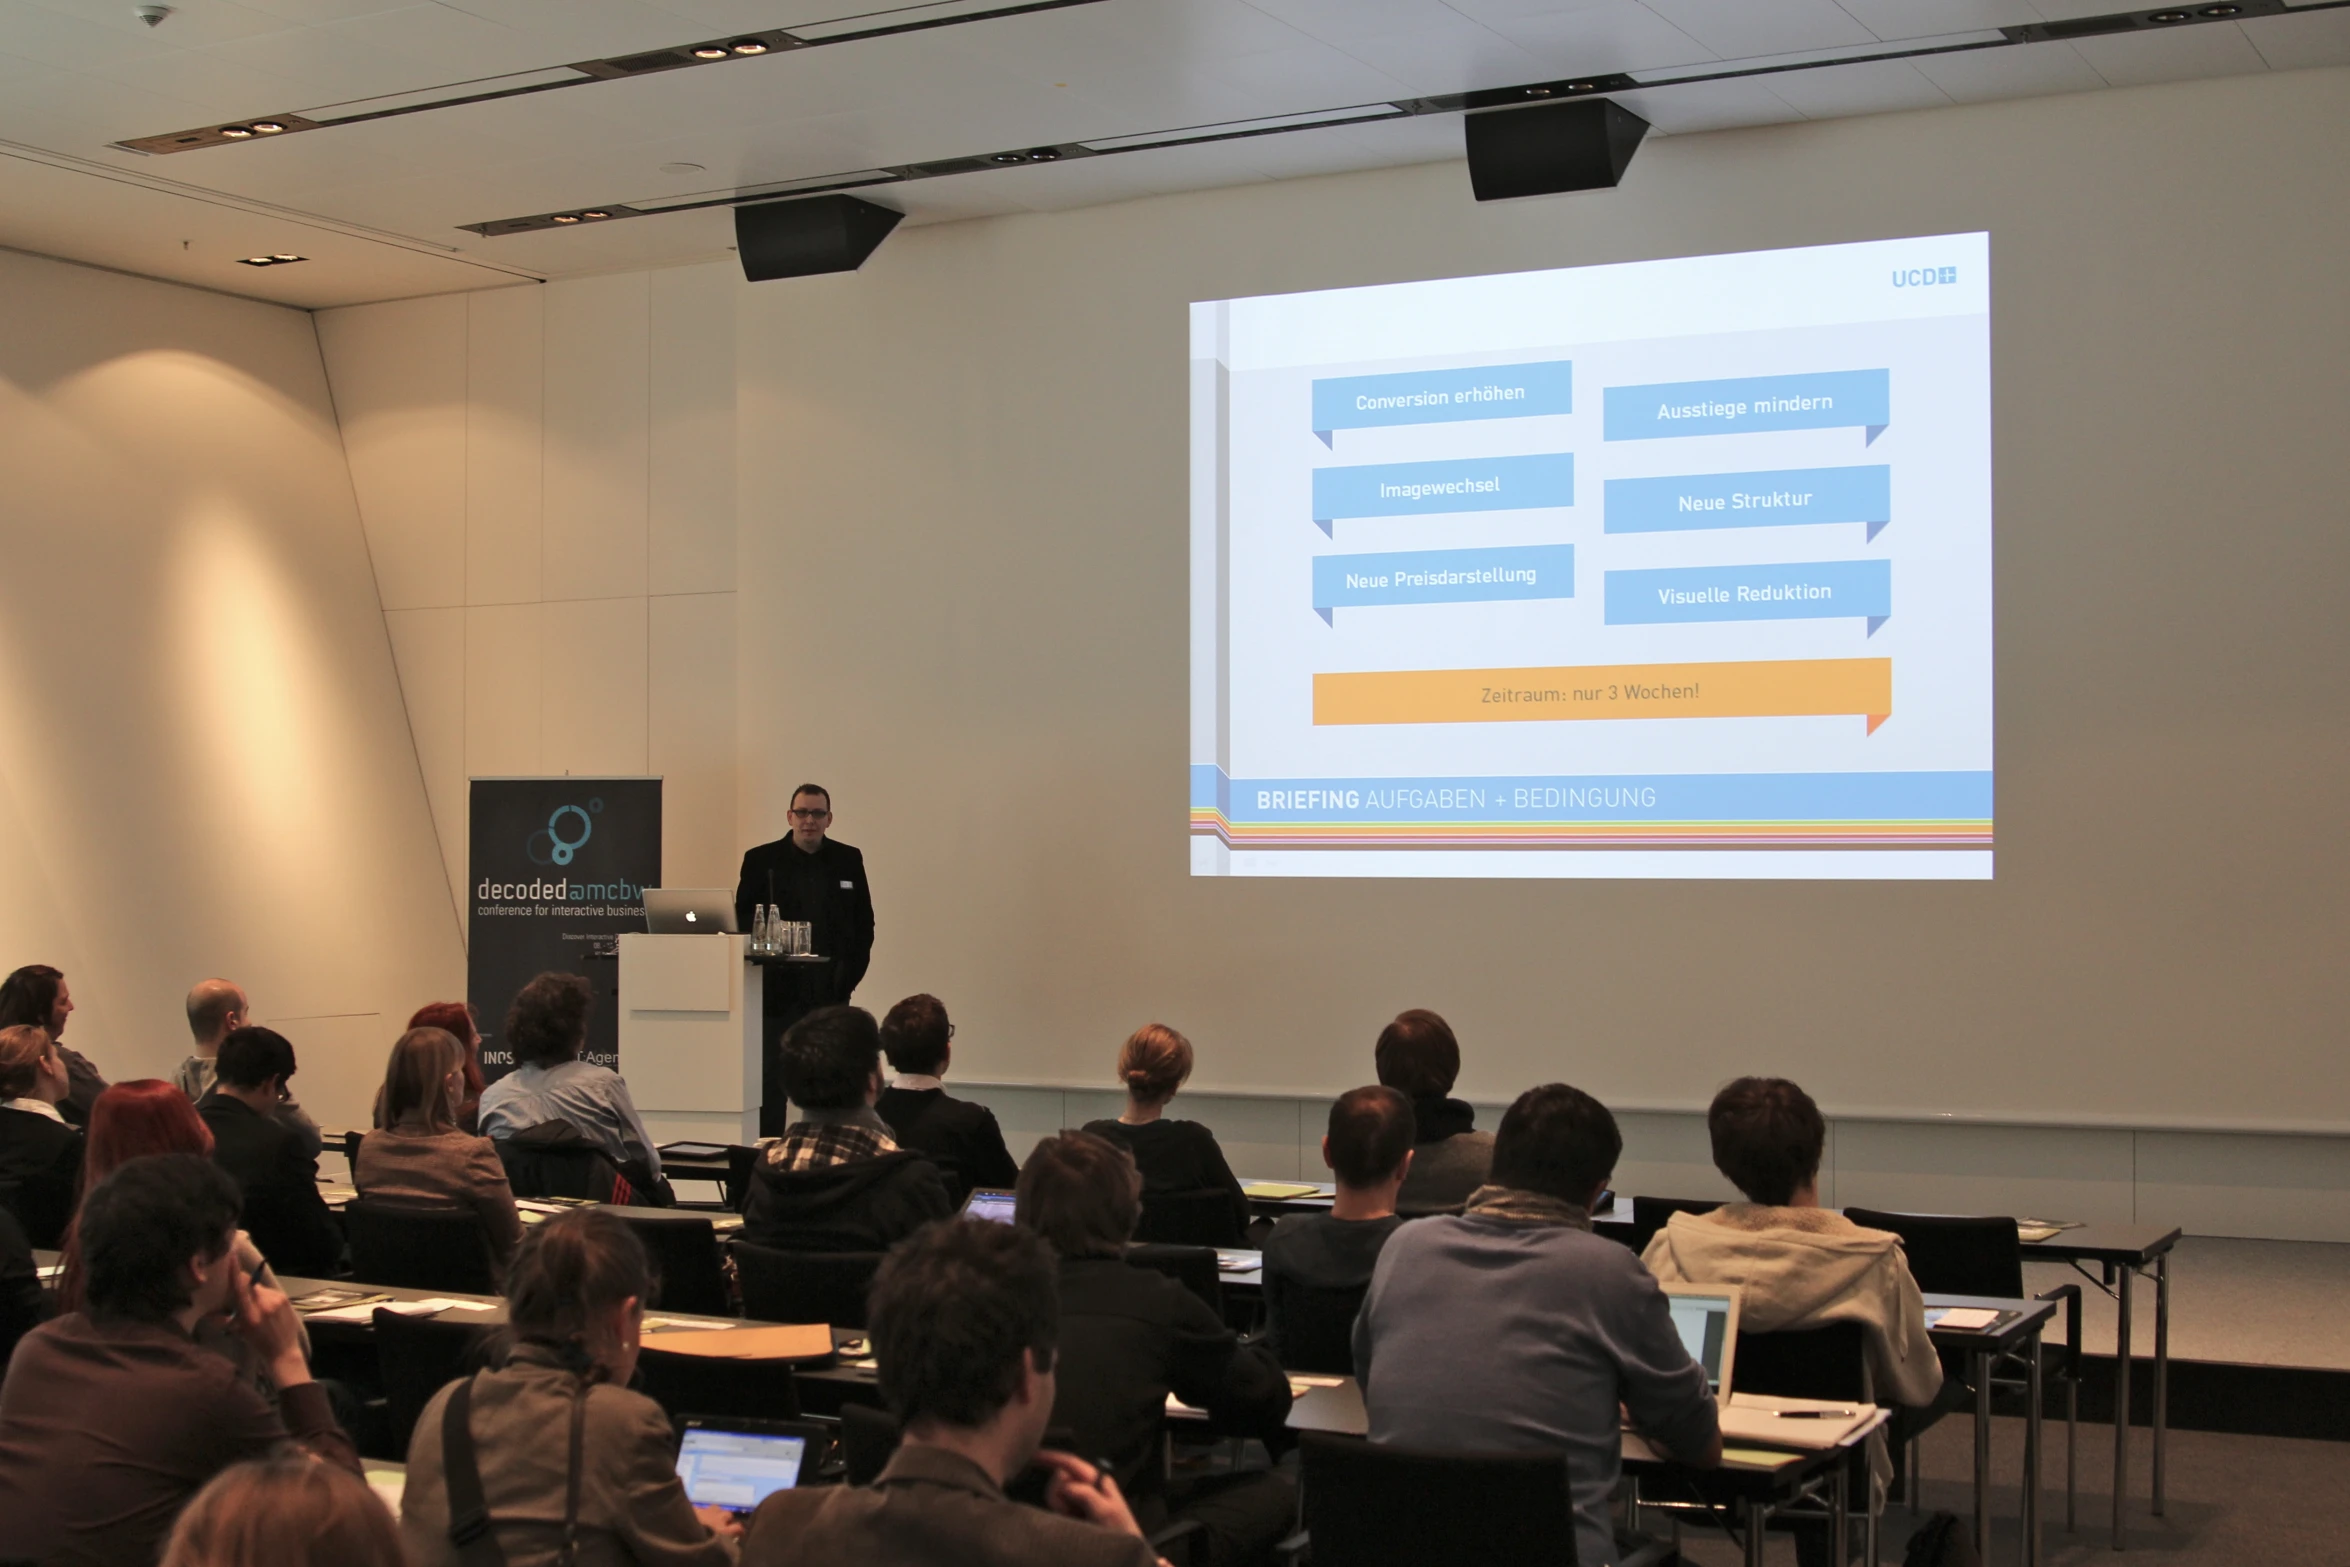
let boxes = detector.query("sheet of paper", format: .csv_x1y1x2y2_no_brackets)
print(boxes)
1241,1182,1323,1199
407,1298,497,1313
306,1299,445,1323
1929,1307,2000,1331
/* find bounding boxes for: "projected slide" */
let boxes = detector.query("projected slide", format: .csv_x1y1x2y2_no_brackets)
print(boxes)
1189,234,1991,879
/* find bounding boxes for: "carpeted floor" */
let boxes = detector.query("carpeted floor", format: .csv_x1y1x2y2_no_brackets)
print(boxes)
1662,1409,2349,1564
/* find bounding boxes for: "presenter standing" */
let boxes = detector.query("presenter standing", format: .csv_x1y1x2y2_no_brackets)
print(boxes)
735,784,874,1135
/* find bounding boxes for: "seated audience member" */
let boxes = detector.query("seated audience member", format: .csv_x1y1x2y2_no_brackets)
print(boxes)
54,1082,305,1342
740,1218,1158,1567
177,979,322,1155
1080,1024,1249,1242
0,964,104,1124
401,1208,738,1567
0,1154,358,1567
875,993,1020,1198
355,1026,525,1273
0,1024,86,1247
743,1005,954,1253
162,1452,405,1567
199,1027,345,1278
1643,1076,1944,1426
1355,1083,1719,1567
1372,1009,1493,1214
1259,1086,1413,1361
478,972,666,1191
407,1000,489,1132
0,1208,46,1369
1018,1131,1292,1567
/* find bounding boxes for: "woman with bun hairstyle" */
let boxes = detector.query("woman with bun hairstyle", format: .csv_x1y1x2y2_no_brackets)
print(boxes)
400,1207,738,1566
1080,1024,1251,1246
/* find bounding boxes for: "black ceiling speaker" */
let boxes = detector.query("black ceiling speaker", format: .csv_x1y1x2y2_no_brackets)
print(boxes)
734,194,904,281
1463,98,1650,202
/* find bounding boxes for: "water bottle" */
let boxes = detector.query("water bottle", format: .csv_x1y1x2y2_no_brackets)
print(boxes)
751,904,769,955
767,905,785,956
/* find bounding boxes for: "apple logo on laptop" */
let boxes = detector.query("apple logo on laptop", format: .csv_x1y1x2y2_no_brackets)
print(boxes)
685,911,698,923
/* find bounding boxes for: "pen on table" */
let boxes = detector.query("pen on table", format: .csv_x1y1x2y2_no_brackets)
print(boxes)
1773,1409,1859,1419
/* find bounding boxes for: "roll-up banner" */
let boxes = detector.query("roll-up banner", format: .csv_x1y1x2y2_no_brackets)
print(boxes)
468,778,661,1081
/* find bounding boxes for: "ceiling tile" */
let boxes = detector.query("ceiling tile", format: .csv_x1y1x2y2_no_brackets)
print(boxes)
201,26,483,113
1638,0,1875,57
2242,8,2350,71
1240,0,1476,42
76,50,312,125
1314,22,1553,95
1829,0,2040,41
1762,57,1955,117
1468,1,1717,76
319,4,556,79
1910,37,2102,100
1608,74,1802,133
8,0,302,51
2068,20,2269,87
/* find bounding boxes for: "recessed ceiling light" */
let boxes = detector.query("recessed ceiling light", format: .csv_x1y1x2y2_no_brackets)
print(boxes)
1025,147,1061,161
729,38,767,54
1524,86,1553,98
2146,8,2192,19
238,256,272,266
269,253,300,261
219,125,254,138
989,152,1023,164
691,45,728,58
250,121,286,133
581,210,611,220
552,213,582,223
2196,2,2241,11
237,254,306,266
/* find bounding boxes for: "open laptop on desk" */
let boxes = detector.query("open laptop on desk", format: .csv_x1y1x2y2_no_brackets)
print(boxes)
1662,1282,1740,1397
960,1188,1017,1224
674,1417,831,1520
1657,1282,1877,1449
644,888,738,935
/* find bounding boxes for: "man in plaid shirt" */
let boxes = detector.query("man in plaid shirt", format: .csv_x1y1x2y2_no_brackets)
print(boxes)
743,1005,956,1253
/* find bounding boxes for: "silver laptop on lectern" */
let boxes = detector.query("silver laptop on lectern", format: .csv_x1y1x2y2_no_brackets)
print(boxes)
644,888,739,935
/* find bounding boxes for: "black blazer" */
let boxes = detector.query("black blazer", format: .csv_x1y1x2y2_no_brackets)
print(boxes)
1051,1256,1291,1515
1080,1118,1251,1240
735,835,876,1000
0,1106,84,1249
875,1087,1019,1199
0,1207,46,1369
199,1094,343,1278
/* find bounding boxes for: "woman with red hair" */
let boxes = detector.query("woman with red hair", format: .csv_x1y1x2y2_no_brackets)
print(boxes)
406,1001,486,1133
54,1082,306,1344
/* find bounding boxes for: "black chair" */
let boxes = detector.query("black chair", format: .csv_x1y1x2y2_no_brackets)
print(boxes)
1137,1188,1246,1249
723,1144,759,1211
841,1400,904,1486
637,1345,801,1422
1263,1274,1364,1375
1299,1432,1576,1566
1625,1195,1722,1256
1735,1320,1869,1402
345,1201,500,1295
373,1310,489,1456
1126,1243,1222,1318
616,1214,731,1317
734,1240,883,1328
342,1129,364,1183
495,1121,627,1203
1845,1206,2081,1523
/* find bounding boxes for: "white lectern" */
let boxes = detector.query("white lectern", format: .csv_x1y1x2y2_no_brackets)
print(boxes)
616,933,762,1147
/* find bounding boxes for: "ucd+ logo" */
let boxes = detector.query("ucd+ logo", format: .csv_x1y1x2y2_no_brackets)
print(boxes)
527,797,603,867
1893,266,1959,288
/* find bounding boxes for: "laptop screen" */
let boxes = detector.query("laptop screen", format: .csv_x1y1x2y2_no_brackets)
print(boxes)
960,1189,1017,1225
1664,1290,1736,1393
675,1427,811,1513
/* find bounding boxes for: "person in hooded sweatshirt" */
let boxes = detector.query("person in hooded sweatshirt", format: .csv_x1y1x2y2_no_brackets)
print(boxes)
1371,1010,1493,1216
1642,1075,1949,1504
741,1005,955,1253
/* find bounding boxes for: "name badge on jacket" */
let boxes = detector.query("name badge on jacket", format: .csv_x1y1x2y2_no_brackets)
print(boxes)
840,881,855,889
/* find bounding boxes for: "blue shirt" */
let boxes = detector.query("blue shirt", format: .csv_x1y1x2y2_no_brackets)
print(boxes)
478,1059,662,1179
1353,1213,1718,1567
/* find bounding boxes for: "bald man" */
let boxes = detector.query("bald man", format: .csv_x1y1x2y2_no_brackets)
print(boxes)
177,981,321,1158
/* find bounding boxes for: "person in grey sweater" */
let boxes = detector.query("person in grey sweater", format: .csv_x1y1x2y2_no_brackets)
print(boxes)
1354,1083,1720,1567
1372,1010,1494,1214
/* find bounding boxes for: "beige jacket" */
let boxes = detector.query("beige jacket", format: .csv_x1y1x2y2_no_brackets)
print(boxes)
402,1346,737,1567
1641,1205,1944,1409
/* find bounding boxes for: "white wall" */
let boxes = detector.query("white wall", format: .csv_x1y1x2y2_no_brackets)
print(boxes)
735,65,2350,1132
318,69,2350,1237
0,247,464,1129
314,264,741,913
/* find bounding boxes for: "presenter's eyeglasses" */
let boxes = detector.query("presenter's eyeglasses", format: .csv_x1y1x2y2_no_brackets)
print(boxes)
789,807,831,821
